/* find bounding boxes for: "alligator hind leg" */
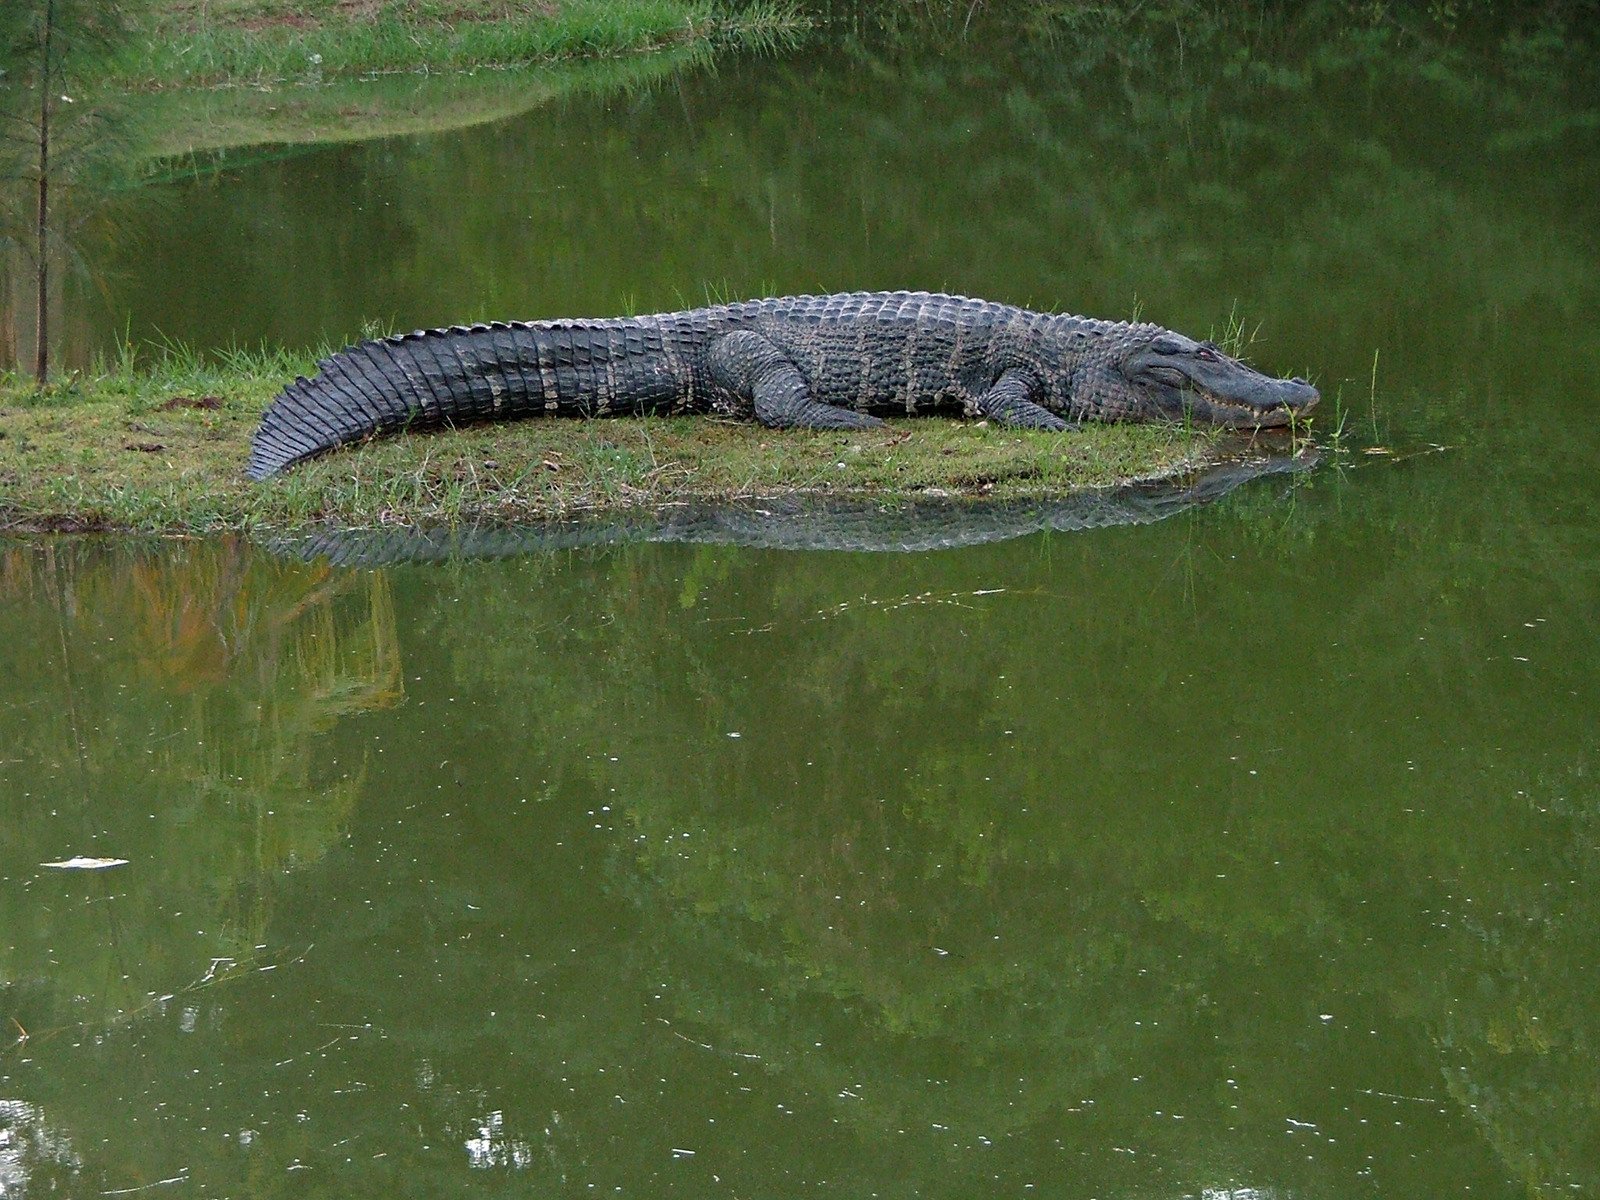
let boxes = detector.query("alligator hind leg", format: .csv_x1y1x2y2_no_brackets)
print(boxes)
977,368,1073,431
708,330,883,431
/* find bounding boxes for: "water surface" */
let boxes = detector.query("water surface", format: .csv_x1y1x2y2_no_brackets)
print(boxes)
4,16,1600,1198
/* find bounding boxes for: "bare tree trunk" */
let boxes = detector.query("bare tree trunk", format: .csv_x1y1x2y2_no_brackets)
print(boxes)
1,257,17,366
34,0,55,385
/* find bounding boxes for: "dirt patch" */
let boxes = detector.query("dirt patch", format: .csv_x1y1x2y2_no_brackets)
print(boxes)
228,1,551,33
431,1,560,25
236,10,319,31
161,395,224,411
462,1,556,16
0,512,111,534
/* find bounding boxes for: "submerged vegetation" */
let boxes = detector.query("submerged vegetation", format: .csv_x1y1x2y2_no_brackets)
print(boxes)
0,343,1218,533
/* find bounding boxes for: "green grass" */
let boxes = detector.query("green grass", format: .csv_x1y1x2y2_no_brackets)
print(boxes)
111,0,807,91
0,344,1221,534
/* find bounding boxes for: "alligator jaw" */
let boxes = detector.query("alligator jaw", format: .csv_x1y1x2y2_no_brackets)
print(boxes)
1193,378,1321,428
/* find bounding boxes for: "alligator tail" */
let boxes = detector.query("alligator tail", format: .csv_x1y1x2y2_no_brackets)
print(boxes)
246,321,572,481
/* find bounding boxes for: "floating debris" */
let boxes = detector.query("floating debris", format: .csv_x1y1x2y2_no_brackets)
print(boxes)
41,856,129,870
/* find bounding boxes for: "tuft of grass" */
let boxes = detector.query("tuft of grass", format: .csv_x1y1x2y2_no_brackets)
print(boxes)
1319,346,1385,456
721,0,811,54
1368,346,1382,442
0,343,1220,535
1211,302,1260,360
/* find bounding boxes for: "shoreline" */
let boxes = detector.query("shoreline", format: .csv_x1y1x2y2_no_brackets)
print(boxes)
108,2,810,160
113,1,805,93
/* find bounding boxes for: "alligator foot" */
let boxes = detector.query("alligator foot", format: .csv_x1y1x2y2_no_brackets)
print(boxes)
709,331,884,431
975,368,1073,431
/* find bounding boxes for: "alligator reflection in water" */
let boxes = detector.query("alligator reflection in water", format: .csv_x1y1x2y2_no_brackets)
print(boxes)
272,447,1314,566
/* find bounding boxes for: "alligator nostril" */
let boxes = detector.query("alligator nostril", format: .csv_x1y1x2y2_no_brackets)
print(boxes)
1291,376,1307,385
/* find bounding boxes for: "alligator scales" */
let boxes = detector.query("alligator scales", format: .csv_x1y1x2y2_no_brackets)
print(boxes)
246,291,1318,479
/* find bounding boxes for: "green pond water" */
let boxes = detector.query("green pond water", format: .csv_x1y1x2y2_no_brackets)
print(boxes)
5,17,1600,1198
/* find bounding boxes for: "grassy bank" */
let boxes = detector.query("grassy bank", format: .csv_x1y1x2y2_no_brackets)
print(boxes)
0,347,1219,534
135,43,708,160
110,0,805,160
113,0,804,91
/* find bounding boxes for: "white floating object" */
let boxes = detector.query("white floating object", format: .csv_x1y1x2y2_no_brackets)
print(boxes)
41,857,129,870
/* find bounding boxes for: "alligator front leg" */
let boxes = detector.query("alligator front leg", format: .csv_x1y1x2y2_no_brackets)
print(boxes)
976,368,1072,431
708,331,883,431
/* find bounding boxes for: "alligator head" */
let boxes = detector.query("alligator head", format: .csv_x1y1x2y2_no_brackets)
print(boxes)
1079,327,1320,428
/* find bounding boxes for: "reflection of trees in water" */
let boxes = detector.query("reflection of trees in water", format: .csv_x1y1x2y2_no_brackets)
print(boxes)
418,503,1598,1195
0,539,404,1198
1,511,1594,1194
0,538,401,1032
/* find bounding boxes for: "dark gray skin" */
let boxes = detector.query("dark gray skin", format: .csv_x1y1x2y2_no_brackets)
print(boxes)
1123,331,1318,429
247,291,1318,480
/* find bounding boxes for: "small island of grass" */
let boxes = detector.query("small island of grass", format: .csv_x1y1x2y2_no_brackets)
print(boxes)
0,348,1222,534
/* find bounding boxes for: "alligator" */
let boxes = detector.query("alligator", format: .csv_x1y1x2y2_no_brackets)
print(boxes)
246,291,1319,480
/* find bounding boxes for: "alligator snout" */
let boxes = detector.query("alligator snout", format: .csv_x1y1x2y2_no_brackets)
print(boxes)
1285,378,1320,410
1233,377,1319,428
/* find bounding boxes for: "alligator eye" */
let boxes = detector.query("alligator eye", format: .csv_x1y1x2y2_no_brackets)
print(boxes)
1196,347,1219,363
